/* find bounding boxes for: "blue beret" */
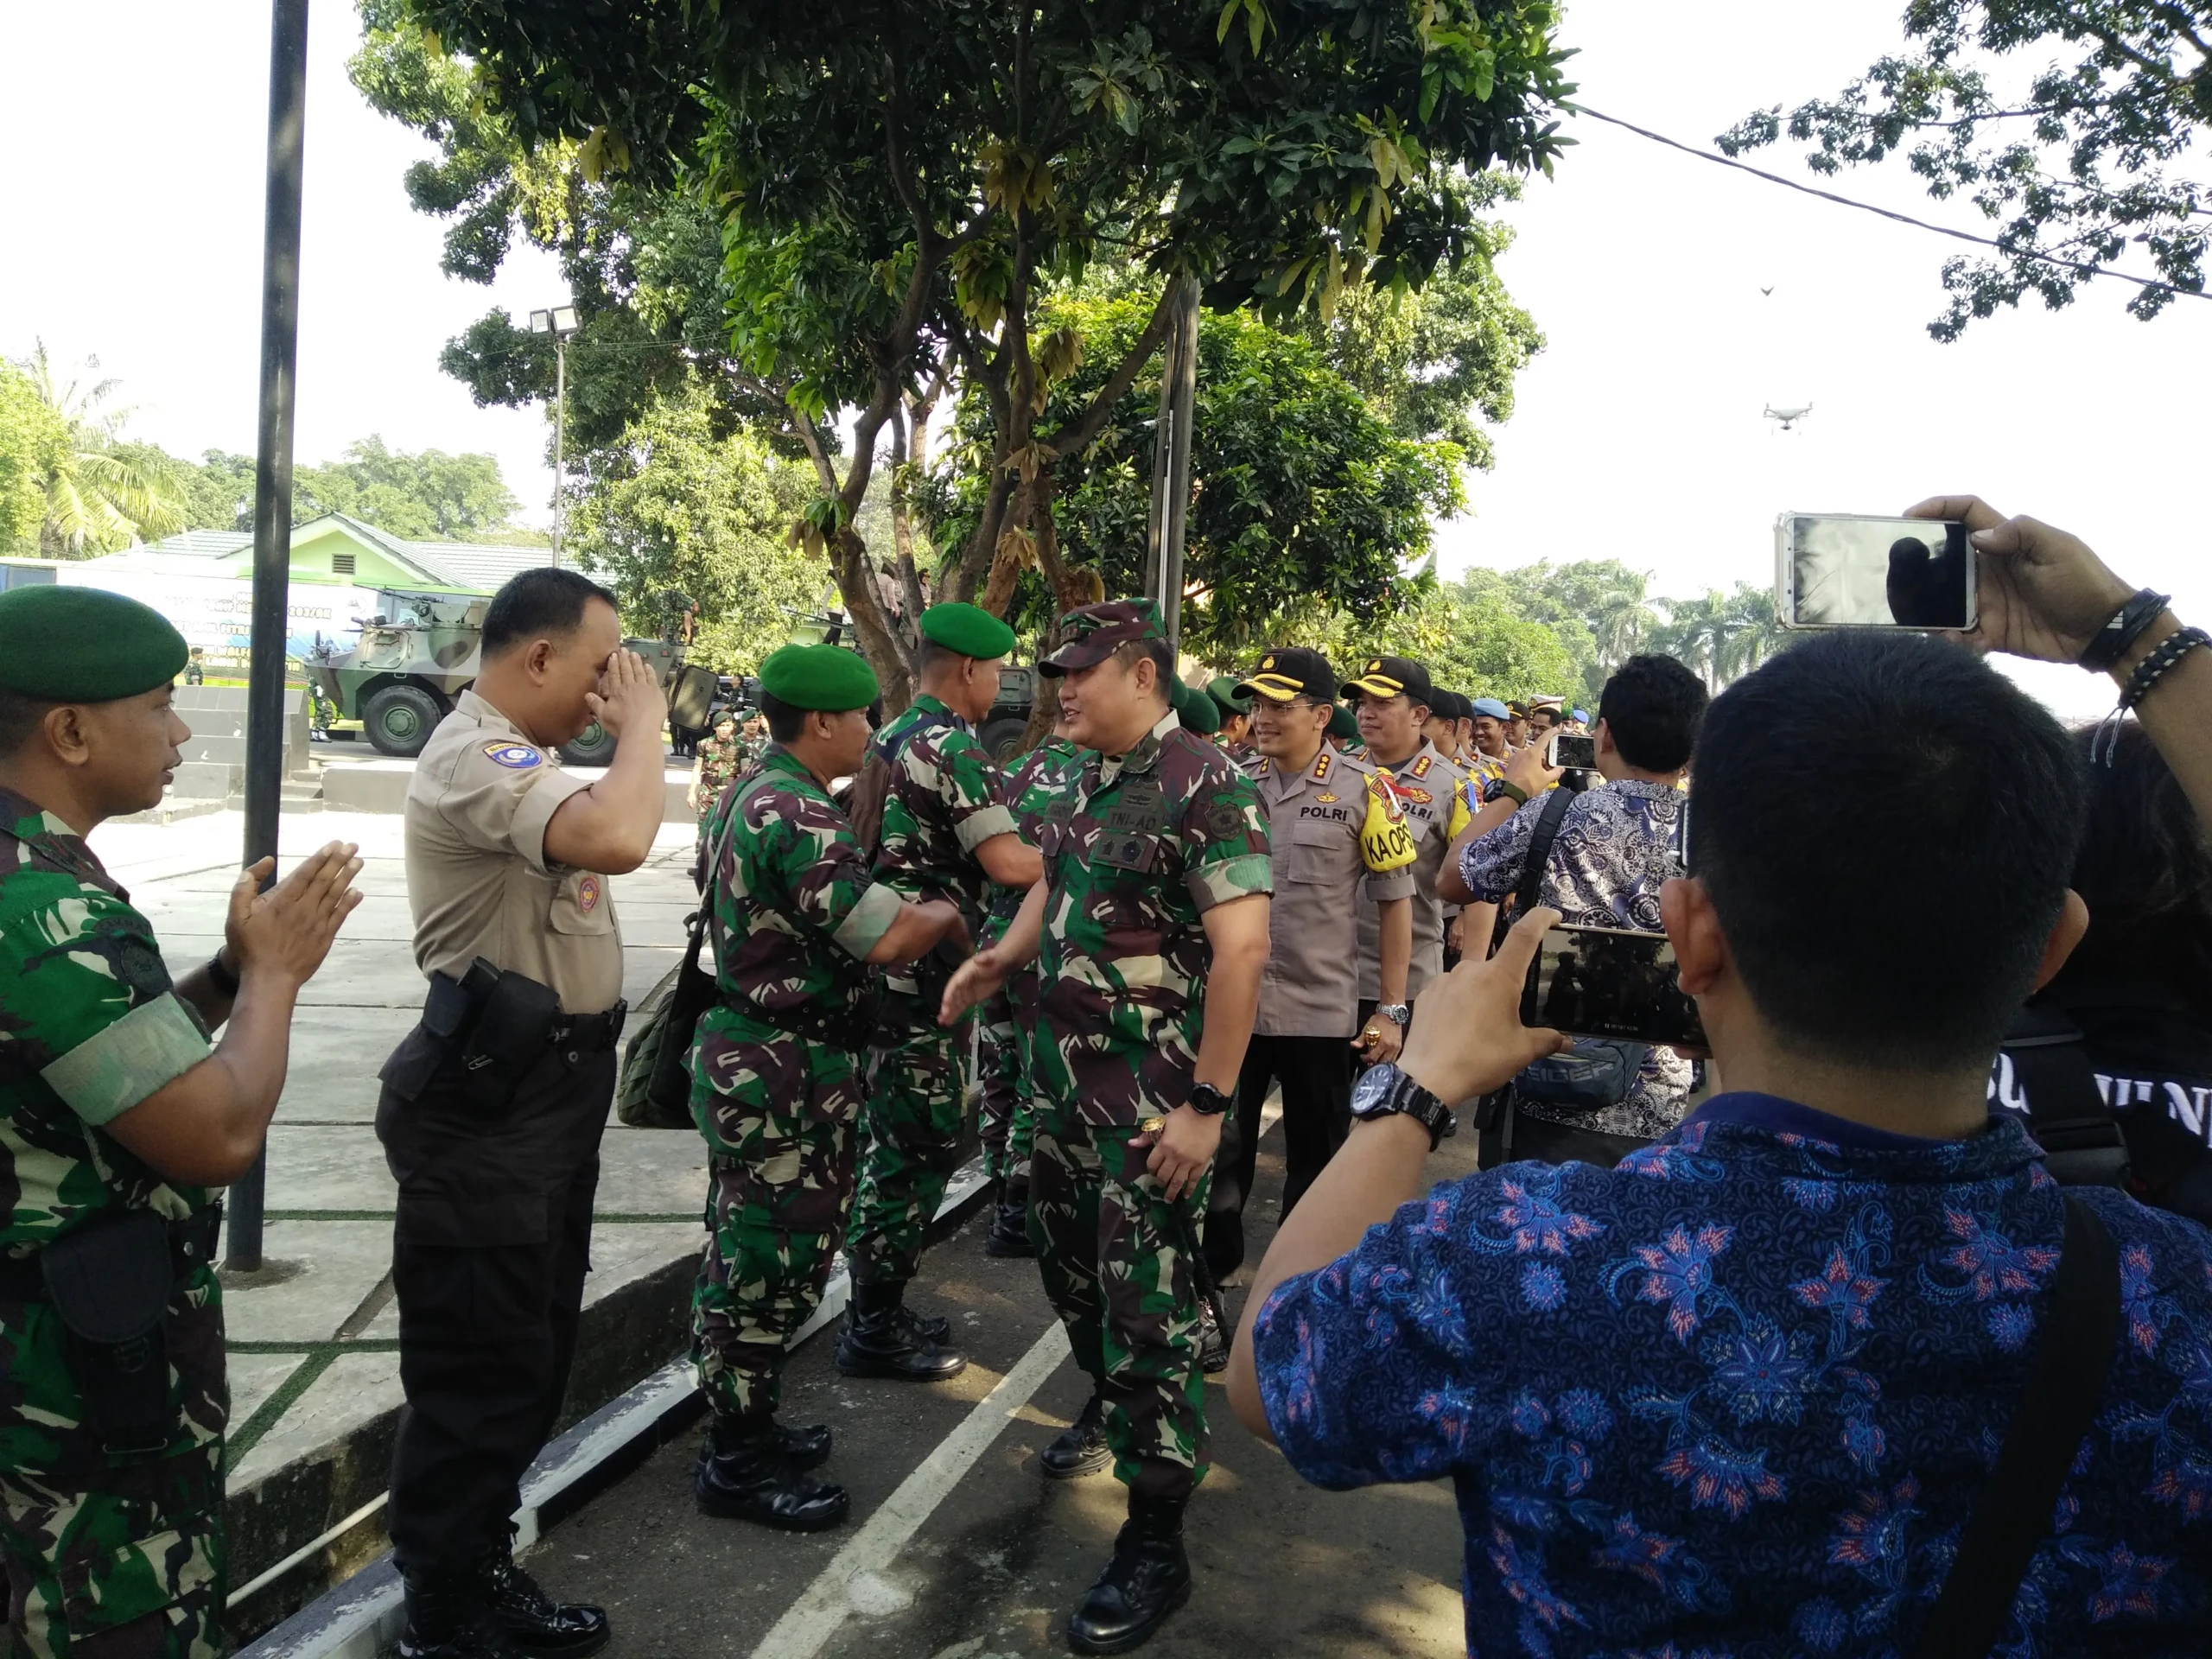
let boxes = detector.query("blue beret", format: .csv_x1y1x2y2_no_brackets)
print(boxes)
0,586,188,701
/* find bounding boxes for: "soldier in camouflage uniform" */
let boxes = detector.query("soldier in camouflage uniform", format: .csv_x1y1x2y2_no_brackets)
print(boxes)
840,604,1040,1381
974,720,1084,1257
689,645,968,1533
689,713,747,881
0,586,360,1658
942,600,1271,1655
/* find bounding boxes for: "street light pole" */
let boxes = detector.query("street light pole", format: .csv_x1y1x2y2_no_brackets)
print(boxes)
529,305,582,568
1143,275,1201,651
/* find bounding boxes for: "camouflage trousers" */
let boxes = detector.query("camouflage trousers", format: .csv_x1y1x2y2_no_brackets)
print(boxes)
690,1014,862,1419
1029,1100,1211,1501
0,1270,227,1658
977,972,1039,1185
847,995,968,1290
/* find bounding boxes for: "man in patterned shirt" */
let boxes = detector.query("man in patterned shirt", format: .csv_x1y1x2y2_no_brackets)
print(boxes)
689,645,968,1533
942,600,1271,1653
1441,653,1708,1154
975,715,1084,1256
842,603,1043,1380
688,712,747,880
1236,613,2212,1656
0,586,361,1659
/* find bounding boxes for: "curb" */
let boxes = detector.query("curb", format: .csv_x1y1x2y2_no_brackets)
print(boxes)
236,1156,994,1659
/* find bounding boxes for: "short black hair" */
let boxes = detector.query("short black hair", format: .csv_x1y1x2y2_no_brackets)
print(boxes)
1598,655,1707,773
481,568,619,658
1692,632,2084,1071
1112,637,1175,699
759,690,806,743
0,686,55,759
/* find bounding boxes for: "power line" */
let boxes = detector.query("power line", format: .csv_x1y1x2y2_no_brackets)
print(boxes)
1566,102,2210,306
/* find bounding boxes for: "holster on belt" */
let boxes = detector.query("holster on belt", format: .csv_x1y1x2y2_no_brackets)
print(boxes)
384,957,561,1114
39,1210,201,1456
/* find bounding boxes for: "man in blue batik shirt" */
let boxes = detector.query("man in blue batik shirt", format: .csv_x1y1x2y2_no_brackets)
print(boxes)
1440,654,1708,1146
1230,499,2212,1656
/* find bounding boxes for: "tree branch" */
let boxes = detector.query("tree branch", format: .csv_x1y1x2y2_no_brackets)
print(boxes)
1046,277,1180,459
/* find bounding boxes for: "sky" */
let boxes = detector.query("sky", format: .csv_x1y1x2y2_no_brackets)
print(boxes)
5,1,2204,720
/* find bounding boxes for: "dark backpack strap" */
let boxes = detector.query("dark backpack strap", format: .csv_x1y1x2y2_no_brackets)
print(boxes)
1491,785,1575,955
1913,1196,2121,1658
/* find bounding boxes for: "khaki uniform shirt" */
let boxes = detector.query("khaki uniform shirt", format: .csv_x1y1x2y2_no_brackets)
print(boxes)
1356,742,1471,1002
403,689,625,1014
1250,748,1417,1039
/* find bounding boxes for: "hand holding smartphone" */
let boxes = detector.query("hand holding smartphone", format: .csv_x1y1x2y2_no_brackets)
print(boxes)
1777,512,1975,631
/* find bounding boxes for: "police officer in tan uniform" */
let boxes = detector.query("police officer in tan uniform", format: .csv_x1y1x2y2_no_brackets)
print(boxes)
1344,657,1471,1035
378,569,669,1659
1204,648,1417,1276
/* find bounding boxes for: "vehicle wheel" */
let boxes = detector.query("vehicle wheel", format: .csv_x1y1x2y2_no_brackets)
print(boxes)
559,721,619,767
362,683,444,758
977,715,1028,761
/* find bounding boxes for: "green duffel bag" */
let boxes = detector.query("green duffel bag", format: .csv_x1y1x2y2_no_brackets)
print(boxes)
614,960,699,1129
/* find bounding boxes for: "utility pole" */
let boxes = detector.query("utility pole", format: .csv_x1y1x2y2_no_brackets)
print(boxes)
530,306,581,566
1142,275,1200,651
229,0,310,1274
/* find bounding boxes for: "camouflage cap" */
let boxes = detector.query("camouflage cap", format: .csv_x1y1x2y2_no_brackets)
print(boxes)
1038,598,1166,678
0,586,188,701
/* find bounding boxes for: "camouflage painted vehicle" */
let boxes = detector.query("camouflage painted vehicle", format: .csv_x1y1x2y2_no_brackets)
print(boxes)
306,587,715,764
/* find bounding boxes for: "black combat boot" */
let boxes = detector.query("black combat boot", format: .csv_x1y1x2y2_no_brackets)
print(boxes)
694,1412,849,1531
397,1566,518,1659
1039,1393,1113,1480
836,1281,967,1381
480,1535,610,1658
895,1301,954,1347
777,1419,834,1471
985,1177,1036,1257
1065,1493,1192,1654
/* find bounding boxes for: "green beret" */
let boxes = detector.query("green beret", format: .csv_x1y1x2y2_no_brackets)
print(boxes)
757,644,880,712
1171,679,1221,735
1328,702,1360,743
918,601,1016,662
0,586,188,701
1206,675,1251,715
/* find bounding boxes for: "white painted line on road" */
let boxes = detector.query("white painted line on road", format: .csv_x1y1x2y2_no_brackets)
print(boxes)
749,1319,1073,1659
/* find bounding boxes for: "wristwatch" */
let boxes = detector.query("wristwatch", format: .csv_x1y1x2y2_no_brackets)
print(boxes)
1374,1002,1411,1028
1186,1081,1233,1117
1349,1063,1452,1149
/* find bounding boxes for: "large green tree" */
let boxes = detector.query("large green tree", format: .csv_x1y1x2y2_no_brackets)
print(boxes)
934,291,1465,660
1719,0,2209,339
0,365,68,555
12,344,190,557
378,0,1573,703
567,372,830,672
179,436,533,542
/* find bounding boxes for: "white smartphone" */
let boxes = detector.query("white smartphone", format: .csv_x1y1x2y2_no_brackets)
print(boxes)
1548,731,1597,770
1776,512,1976,631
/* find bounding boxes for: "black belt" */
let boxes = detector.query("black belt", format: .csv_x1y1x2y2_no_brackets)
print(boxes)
0,1205,224,1303
553,1003,627,1052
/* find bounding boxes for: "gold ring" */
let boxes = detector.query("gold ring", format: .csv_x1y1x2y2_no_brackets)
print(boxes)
1138,1116,1166,1136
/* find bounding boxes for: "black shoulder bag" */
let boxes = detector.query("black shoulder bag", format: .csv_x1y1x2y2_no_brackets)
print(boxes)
1912,1196,2121,1656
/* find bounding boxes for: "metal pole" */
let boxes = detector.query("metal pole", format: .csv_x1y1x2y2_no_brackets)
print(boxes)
1158,276,1199,650
228,0,310,1274
551,337,567,569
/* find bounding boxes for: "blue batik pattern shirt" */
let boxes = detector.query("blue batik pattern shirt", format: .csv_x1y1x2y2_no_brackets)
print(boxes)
1459,778,1692,1138
1253,1093,2212,1656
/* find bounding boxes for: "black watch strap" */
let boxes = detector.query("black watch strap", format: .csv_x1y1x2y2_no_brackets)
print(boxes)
2079,588,2171,672
206,949,241,999
1186,1081,1233,1117
1351,1064,1452,1149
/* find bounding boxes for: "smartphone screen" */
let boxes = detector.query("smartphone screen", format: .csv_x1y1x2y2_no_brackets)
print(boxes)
1551,732,1597,770
1777,513,1974,630
1520,925,1707,1048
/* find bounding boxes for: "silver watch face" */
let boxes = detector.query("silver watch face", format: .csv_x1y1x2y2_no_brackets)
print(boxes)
1350,1063,1401,1116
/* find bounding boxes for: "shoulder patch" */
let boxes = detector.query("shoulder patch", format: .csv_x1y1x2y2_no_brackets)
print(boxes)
1311,752,1332,782
1205,799,1248,840
482,741,543,770
1411,753,1433,778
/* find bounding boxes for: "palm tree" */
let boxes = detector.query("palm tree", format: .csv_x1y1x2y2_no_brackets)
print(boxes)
1719,580,1789,683
1651,589,1733,691
22,340,188,556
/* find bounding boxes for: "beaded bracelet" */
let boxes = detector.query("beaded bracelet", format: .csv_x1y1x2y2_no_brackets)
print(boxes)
2119,625,2209,712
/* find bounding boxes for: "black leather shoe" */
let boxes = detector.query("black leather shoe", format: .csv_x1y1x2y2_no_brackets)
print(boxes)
837,1282,966,1381
895,1301,953,1348
1039,1394,1113,1480
696,1414,849,1531
985,1179,1036,1257
398,1569,519,1659
779,1420,833,1471
482,1551,610,1658
1065,1495,1192,1654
